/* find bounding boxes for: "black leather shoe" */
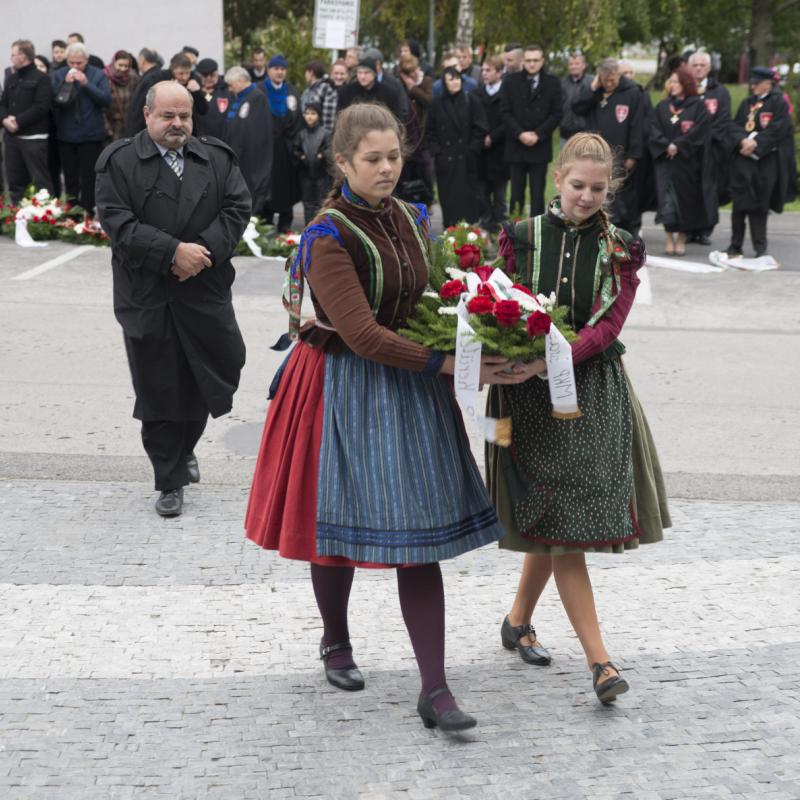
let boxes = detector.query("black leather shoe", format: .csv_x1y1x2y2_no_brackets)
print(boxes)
155,488,183,517
754,249,767,258
186,453,200,483
417,687,477,732
320,641,364,691
501,616,551,665
592,661,629,705
725,246,743,258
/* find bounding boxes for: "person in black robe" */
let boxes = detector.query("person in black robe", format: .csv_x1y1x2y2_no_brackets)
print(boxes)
258,54,302,232
427,67,488,227
648,65,715,255
572,58,646,232
688,51,733,243
95,82,251,517
476,55,508,232
725,67,795,257
222,67,274,215
194,58,229,139
336,57,403,120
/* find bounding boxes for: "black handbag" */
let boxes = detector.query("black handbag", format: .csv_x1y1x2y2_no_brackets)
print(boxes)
54,79,78,107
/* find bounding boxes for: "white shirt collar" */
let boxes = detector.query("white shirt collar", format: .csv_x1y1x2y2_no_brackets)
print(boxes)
485,81,502,96
154,142,184,158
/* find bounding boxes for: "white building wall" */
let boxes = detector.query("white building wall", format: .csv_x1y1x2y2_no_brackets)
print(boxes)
1,0,224,76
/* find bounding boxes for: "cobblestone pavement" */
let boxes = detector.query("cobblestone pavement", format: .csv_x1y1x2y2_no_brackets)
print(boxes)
1,480,799,799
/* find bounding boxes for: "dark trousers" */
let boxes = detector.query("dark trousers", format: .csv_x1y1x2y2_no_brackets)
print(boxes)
141,417,208,491
300,173,330,225
4,136,54,203
478,178,507,232
509,162,548,218
59,140,102,214
263,208,294,233
730,209,768,254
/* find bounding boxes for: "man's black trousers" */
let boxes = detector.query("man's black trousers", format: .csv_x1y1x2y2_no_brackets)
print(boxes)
141,418,208,491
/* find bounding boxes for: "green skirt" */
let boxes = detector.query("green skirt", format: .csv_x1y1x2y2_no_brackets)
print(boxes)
486,359,670,555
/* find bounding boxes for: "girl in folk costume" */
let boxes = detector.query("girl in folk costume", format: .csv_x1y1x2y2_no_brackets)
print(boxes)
245,104,526,732
487,133,670,704
648,66,715,255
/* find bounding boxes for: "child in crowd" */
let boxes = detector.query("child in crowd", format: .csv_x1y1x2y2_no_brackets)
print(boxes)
293,102,331,224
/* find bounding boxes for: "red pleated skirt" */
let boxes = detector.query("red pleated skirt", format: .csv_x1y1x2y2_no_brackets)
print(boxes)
244,342,389,568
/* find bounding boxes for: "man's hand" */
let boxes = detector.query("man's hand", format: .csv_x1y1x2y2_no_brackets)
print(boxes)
591,74,601,91
666,143,678,159
739,137,758,157
624,157,636,172
73,69,88,86
171,242,212,282
2,116,18,133
519,131,539,147
484,134,492,148
186,79,201,92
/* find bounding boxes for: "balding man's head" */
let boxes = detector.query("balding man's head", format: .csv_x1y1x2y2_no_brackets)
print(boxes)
144,81,194,149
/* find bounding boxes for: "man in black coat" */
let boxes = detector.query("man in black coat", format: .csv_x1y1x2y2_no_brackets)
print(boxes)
476,55,509,232
95,81,251,517
572,58,646,232
688,51,732,243
725,67,794,257
194,58,229,139
501,45,562,217
337,57,403,120
0,39,54,201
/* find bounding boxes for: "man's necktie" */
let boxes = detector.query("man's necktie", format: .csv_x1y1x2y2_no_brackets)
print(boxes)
165,149,183,180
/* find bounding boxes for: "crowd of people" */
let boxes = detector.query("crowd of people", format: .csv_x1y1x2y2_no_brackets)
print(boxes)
1,35,797,255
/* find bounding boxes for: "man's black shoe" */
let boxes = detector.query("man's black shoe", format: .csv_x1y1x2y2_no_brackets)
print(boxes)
155,488,184,517
725,246,743,258
696,234,712,246
186,453,200,483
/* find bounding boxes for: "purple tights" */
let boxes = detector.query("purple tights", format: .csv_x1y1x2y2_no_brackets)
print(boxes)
310,562,458,713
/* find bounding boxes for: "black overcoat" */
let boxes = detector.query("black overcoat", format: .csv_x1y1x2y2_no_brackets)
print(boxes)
258,81,302,212
95,131,251,421
572,76,645,226
195,84,231,140
698,78,732,204
222,87,274,213
500,70,562,164
726,89,794,213
427,89,488,226
476,85,509,183
648,96,717,232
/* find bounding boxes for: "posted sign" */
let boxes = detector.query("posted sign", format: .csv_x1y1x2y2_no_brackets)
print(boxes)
313,0,360,49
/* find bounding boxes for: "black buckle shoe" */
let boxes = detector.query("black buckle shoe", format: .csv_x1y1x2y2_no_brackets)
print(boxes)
592,661,629,705
155,488,183,517
417,687,477,732
501,616,551,665
186,453,200,483
320,641,364,691
725,245,743,258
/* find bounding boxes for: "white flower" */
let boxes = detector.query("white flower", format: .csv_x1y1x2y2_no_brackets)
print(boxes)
445,266,467,281
537,292,557,311
437,307,458,316
74,223,86,235
447,236,456,244
423,290,439,299
249,216,260,224
466,231,478,242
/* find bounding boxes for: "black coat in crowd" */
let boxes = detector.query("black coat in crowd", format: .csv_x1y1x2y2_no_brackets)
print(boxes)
222,86,274,213
258,80,302,213
476,85,509,183
95,131,251,421
698,78,733,205
427,88,488,226
572,76,645,227
648,95,717,233
337,79,404,120
727,88,794,213
125,68,208,137
194,84,230,140
560,72,593,140
500,69,562,164
0,62,53,135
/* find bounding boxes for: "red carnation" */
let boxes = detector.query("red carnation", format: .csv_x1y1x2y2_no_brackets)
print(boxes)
439,279,467,300
494,300,522,328
527,311,552,337
511,283,534,297
473,264,494,282
467,295,494,315
454,244,481,268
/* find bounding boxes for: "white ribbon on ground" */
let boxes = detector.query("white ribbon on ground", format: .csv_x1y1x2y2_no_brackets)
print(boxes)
708,251,780,272
645,254,722,273
14,219,48,248
241,220,267,258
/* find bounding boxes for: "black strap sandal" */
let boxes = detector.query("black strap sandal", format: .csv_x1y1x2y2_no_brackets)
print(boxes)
319,640,364,692
592,661,629,705
501,616,551,665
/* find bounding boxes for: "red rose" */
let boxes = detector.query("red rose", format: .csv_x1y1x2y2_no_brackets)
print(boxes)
473,264,494,282
467,295,494,315
494,300,522,328
439,279,467,300
455,244,481,268
526,311,552,337
511,283,534,297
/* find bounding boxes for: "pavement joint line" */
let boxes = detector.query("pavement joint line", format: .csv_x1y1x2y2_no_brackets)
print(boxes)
11,245,94,281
